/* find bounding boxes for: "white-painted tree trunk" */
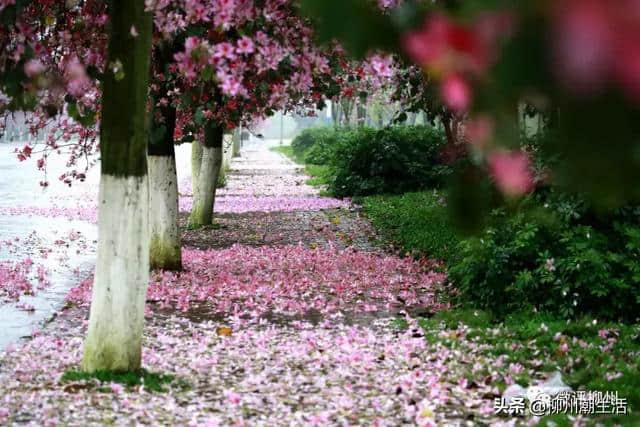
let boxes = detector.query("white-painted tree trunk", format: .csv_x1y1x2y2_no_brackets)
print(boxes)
148,155,181,270
189,145,223,226
191,142,202,200
83,175,149,372
232,128,241,157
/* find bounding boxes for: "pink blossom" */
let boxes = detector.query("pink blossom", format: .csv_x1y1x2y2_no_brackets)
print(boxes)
0,407,8,424
614,36,640,101
552,0,614,94
558,342,569,354
464,115,494,146
67,244,447,319
24,59,45,78
110,383,124,394
488,150,534,196
378,0,401,9
402,14,493,75
236,36,255,54
223,389,242,405
179,196,349,214
552,0,640,99
440,74,471,112
213,42,237,60
369,54,394,78
64,58,91,98
402,15,449,67
509,363,524,375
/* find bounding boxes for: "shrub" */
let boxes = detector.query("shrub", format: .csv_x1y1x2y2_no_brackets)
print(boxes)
450,192,640,321
303,130,342,165
291,127,337,158
289,126,344,166
328,125,450,197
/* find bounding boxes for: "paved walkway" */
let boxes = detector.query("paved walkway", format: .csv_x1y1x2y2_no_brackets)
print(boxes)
0,142,515,426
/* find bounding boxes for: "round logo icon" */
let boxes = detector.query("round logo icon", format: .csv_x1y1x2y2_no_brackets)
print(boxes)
527,387,551,416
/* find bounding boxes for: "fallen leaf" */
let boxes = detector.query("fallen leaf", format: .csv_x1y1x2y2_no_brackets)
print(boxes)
217,326,233,336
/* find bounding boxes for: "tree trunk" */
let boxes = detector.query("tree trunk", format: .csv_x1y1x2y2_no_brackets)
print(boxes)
444,114,455,147
331,100,340,127
191,139,202,199
441,111,467,164
148,105,181,271
357,93,367,128
189,122,224,227
83,0,153,373
232,127,241,157
341,99,354,127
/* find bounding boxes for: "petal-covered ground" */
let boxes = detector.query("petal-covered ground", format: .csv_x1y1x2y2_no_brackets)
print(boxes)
0,205,98,223
179,195,350,214
0,141,618,426
180,147,350,214
67,245,448,321
178,209,381,252
0,310,511,426
0,229,95,314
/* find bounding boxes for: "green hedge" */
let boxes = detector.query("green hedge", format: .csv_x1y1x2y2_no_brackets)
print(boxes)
291,127,339,162
290,125,451,198
363,189,640,321
331,126,449,197
450,192,640,321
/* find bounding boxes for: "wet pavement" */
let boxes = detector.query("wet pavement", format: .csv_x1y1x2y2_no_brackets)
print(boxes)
0,142,98,350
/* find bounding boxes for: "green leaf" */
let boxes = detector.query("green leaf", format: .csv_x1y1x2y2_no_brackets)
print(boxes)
194,109,205,126
300,0,400,57
200,65,214,82
67,102,97,127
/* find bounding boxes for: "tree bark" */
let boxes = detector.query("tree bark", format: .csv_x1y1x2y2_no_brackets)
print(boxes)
331,100,340,127
440,111,467,164
191,139,202,200
232,127,241,157
189,122,224,227
341,98,354,127
83,0,153,373
444,113,455,147
357,93,367,128
148,105,181,271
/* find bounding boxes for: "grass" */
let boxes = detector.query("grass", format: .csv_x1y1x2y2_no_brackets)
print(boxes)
216,167,228,188
271,146,332,190
361,190,461,263
394,309,640,425
271,145,302,164
61,369,183,393
185,222,225,231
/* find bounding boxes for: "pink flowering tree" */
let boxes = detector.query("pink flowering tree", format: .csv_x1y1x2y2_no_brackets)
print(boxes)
331,52,396,127
0,1,106,184
147,40,184,270
1,1,354,270
2,0,164,371
157,0,344,227
69,0,153,372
